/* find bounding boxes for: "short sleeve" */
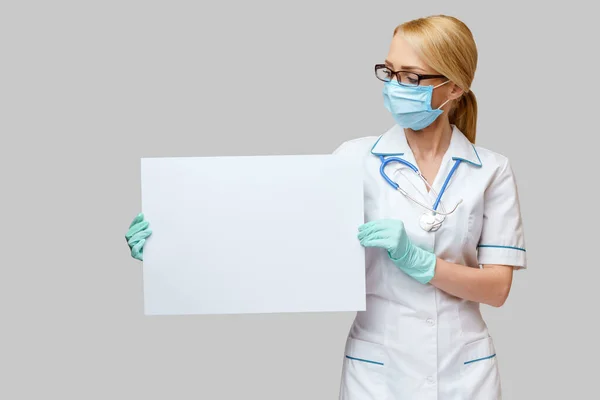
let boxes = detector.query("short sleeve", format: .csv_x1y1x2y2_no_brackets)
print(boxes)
477,158,527,269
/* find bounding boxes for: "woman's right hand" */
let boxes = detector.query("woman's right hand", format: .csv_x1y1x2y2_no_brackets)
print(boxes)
125,213,153,261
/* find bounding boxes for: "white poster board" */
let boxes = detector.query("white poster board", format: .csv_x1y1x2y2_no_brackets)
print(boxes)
140,154,365,316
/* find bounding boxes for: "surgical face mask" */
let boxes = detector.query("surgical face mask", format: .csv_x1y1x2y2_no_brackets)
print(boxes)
383,79,451,131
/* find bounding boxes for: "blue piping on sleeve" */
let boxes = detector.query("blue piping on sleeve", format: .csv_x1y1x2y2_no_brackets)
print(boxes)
477,244,526,252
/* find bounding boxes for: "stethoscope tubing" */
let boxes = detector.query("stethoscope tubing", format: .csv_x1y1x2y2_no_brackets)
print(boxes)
379,155,462,216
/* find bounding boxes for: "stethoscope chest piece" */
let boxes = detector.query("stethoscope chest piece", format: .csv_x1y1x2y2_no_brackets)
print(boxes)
419,212,445,232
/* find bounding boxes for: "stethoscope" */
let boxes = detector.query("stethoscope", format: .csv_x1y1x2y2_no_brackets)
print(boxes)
379,155,463,232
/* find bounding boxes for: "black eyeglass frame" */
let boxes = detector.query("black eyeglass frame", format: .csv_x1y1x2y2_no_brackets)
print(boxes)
374,64,446,86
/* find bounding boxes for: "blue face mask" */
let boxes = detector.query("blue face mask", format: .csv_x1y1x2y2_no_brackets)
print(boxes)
383,79,451,130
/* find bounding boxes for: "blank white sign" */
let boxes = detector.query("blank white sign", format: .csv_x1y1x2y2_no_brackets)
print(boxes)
140,154,365,316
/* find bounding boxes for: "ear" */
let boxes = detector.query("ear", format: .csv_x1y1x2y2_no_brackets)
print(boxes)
448,83,464,101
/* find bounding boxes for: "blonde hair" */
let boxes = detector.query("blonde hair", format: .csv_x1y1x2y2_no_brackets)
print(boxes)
394,15,478,143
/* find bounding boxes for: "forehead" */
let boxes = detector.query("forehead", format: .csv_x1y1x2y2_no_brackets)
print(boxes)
386,34,430,72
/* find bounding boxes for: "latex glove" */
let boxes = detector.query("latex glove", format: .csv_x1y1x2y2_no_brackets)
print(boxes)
125,213,152,261
357,219,437,284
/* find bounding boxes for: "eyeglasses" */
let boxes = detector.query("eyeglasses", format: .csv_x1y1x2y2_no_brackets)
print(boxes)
374,64,446,87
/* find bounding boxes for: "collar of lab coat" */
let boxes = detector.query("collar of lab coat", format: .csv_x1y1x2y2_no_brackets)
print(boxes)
370,124,482,167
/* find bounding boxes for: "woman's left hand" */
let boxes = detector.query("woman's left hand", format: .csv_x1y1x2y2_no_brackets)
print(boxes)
357,219,437,284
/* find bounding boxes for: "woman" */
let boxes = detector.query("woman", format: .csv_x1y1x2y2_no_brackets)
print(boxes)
125,15,526,400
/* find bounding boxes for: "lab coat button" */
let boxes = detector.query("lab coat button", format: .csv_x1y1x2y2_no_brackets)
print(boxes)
426,318,435,326
427,376,435,384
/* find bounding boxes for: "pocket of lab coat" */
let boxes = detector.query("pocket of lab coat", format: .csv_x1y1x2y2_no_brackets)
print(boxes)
339,337,389,400
460,336,501,399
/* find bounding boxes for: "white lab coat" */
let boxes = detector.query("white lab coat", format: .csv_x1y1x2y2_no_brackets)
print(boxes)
335,124,526,400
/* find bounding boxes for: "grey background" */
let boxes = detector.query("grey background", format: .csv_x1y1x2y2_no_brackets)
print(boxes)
1,1,598,399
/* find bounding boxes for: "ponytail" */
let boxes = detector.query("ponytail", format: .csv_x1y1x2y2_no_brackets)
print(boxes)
450,90,477,144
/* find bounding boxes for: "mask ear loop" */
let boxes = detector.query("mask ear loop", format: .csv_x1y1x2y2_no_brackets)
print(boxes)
433,79,451,89
433,79,452,111
437,98,451,110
